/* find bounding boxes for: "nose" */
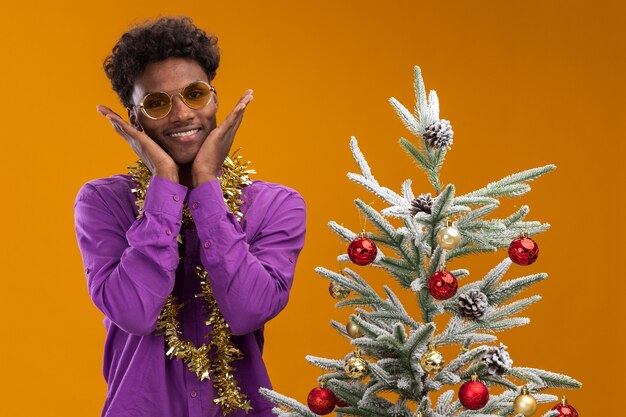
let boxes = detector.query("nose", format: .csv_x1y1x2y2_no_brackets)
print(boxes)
168,95,194,122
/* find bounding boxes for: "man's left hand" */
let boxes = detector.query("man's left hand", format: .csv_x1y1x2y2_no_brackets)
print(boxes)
192,89,253,187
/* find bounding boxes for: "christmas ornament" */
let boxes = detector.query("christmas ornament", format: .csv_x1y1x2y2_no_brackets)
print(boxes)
458,373,489,410
307,385,337,415
410,193,434,215
329,281,350,299
428,268,458,300
436,221,461,250
482,343,513,375
348,234,378,266
458,289,489,319
423,119,454,149
508,234,539,266
419,343,445,375
131,157,253,414
344,350,368,378
551,396,579,417
514,386,537,416
346,319,364,338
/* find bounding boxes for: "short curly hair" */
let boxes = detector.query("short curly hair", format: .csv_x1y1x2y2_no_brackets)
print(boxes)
103,16,220,109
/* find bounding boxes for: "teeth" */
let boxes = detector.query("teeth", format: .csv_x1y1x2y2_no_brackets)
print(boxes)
170,128,199,137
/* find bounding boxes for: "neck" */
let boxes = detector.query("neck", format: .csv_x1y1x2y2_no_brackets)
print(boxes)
178,164,194,188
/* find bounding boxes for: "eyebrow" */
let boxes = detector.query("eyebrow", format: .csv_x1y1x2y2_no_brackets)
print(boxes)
144,79,209,95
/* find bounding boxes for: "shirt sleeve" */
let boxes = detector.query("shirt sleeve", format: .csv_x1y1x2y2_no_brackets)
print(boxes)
74,176,188,336
188,180,306,336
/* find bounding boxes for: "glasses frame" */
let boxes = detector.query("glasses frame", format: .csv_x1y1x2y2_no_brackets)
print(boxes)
133,80,216,120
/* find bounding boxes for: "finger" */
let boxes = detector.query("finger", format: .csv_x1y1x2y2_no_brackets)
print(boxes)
207,91,253,140
99,107,135,135
239,89,254,101
221,101,250,142
231,103,248,132
97,105,124,119
104,112,146,146
228,90,253,113
105,113,144,140
218,104,247,136
212,101,247,136
238,90,254,106
230,92,254,120
107,118,131,142
104,111,128,126
96,104,111,116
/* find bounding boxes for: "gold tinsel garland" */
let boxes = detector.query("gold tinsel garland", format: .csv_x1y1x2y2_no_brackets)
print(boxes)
128,153,255,414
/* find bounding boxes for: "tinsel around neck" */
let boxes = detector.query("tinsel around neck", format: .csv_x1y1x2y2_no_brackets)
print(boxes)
127,152,255,414
128,152,255,223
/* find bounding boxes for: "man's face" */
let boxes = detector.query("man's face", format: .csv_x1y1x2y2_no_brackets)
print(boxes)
129,57,218,166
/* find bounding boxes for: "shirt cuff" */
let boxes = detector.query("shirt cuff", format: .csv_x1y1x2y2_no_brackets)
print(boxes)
187,179,228,222
143,175,188,217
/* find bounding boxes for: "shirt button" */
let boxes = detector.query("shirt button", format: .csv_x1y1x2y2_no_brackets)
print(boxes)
165,228,172,236
185,256,193,264
203,241,212,249
192,202,199,209
173,194,180,202
190,391,198,398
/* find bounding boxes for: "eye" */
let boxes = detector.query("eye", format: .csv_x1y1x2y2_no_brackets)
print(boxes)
142,92,170,109
187,90,207,99
146,99,166,108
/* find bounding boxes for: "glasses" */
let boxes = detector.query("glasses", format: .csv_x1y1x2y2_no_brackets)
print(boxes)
133,80,215,120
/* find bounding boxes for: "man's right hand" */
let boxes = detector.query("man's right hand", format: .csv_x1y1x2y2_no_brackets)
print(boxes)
97,105,179,183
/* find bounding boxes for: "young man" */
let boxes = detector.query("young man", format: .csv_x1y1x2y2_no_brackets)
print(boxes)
74,16,306,417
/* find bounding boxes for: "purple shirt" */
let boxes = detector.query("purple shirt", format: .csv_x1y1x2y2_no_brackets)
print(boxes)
74,175,306,417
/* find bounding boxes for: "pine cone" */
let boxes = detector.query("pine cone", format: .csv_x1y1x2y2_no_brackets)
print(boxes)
410,193,434,216
482,343,513,375
457,289,489,319
423,119,454,149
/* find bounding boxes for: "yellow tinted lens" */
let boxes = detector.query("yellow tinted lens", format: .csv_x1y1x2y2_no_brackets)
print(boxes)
142,92,171,118
182,82,212,109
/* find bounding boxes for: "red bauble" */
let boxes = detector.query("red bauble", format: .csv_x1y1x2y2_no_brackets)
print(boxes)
428,270,458,300
508,237,539,266
551,400,579,417
458,379,489,410
348,236,378,266
307,387,337,415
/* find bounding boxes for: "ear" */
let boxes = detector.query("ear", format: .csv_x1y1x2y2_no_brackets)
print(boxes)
127,108,143,132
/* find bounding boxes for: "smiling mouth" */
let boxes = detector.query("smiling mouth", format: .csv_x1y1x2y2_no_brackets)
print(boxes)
168,128,200,138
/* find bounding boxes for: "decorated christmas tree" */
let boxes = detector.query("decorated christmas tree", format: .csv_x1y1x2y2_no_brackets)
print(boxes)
260,67,581,417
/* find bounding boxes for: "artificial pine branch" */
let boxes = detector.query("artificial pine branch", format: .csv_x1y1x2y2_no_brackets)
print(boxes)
487,274,548,305
508,367,582,390
259,388,318,417
398,137,442,192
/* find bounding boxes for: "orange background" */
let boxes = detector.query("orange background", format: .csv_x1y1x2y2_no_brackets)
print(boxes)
1,1,624,415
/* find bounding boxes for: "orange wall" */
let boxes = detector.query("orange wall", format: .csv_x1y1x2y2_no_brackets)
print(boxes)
1,1,623,415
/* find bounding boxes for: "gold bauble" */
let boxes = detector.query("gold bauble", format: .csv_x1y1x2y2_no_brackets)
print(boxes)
346,320,364,338
329,281,350,299
344,354,368,378
436,223,461,250
513,387,537,416
419,344,445,375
